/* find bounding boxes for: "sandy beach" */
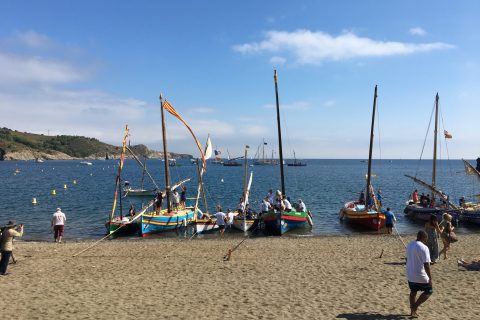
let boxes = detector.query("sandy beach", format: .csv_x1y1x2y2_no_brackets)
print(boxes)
1,234,479,320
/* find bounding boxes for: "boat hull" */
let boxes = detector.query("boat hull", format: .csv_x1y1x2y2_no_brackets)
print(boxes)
403,203,460,222
232,218,258,232
261,210,308,235
193,219,219,233
460,209,480,225
340,202,385,231
124,189,155,197
105,219,139,236
140,209,194,236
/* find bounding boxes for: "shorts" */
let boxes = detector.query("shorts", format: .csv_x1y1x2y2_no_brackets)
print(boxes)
408,282,433,294
385,223,393,228
54,225,64,238
218,225,225,230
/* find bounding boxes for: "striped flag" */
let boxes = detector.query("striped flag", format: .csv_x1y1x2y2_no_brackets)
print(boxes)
163,100,206,169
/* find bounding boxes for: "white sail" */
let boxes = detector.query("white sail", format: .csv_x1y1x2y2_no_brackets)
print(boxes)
204,135,213,160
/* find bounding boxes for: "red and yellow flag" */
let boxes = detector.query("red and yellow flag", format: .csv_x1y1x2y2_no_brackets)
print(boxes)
163,100,206,169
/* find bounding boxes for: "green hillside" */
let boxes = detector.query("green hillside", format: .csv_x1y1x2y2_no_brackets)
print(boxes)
0,127,120,158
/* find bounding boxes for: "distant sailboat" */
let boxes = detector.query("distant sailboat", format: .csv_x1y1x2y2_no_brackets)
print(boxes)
287,150,306,167
253,139,278,166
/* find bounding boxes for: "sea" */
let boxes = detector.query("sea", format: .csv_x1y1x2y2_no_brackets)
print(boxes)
1,159,479,241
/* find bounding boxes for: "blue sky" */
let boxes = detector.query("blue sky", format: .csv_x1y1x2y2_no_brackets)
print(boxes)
0,0,479,158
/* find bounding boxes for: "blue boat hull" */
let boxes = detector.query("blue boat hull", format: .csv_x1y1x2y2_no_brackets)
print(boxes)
140,210,195,236
262,211,307,236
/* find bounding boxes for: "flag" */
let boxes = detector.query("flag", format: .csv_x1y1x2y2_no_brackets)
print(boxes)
264,142,268,145
163,100,206,169
444,130,453,139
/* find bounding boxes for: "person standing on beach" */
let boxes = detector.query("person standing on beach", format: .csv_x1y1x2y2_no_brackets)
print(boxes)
51,208,66,243
383,208,396,234
226,209,235,229
406,230,433,318
424,215,443,264
0,220,24,275
215,206,227,237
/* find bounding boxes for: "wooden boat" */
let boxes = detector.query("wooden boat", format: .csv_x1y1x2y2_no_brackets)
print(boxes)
403,94,461,221
106,125,141,236
339,85,385,231
232,147,259,232
192,217,219,233
458,160,480,225
139,95,203,236
261,70,310,236
287,150,306,167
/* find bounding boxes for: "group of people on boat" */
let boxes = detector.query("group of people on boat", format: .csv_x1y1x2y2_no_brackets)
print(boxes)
358,188,381,210
153,185,187,214
410,189,451,209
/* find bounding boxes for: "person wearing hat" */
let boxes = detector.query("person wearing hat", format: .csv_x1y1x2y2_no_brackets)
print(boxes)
51,208,66,243
0,220,24,275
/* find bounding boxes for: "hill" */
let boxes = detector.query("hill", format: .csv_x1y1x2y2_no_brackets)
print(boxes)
0,127,192,161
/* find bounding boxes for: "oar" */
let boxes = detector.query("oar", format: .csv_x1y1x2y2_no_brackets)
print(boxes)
72,200,154,257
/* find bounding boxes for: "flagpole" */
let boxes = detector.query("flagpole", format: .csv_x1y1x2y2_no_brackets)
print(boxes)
160,94,172,213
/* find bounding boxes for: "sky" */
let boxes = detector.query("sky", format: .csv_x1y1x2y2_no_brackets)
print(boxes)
0,0,479,159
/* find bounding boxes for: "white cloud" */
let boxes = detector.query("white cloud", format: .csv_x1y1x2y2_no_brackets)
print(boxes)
270,56,286,65
189,107,214,114
263,101,310,111
233,29,453,64
0,51,86,84
15,30,52,48
323,100,336,107
409,27,427,36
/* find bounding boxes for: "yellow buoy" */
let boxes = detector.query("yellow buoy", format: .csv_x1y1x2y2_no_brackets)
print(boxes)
63,184,67,189
51,189,56,196
73,180,77,184
32,197,38,205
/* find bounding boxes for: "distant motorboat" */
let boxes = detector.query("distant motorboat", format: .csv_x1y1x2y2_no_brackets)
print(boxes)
35,158,44,163
80,161,93,166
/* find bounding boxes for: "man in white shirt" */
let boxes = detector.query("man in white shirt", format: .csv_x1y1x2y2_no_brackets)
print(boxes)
297,199,307,212
406,230,433,318
227,209,235,229
282,196,293,212
51,208,66,243
215,206,227,237
260,197,272,213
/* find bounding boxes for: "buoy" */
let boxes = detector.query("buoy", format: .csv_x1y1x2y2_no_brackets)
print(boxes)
63,184,67,189
51,189,56,196
32,198,38,205
73,180,77,184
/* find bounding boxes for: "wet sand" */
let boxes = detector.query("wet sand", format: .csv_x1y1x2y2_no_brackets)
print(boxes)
1,234,479,319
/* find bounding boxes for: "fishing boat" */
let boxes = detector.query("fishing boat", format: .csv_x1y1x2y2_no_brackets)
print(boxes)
339,85,385,231
261,70,311,236
105,125,141,235
190,135,221,234
138,96,203,236
232,145,258,232
403,94,461,221
458,159,480,225
253,139,278,166
287,150,306,167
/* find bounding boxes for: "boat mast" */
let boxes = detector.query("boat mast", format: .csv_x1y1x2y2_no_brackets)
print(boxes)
365,85,377,210
140,156,147,189
262,138,265,163
432,93,439,201
274,70,285,196
160,94,172,213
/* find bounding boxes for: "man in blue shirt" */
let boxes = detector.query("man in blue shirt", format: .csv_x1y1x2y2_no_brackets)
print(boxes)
384,207,396,234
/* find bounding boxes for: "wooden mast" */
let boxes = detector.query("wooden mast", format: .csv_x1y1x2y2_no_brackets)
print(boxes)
243,145,249,231
432,93,439,201
274,70,285,196
365,85,378,210
160,94,172,213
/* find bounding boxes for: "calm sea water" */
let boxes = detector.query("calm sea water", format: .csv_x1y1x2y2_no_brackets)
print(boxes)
1,159,479,240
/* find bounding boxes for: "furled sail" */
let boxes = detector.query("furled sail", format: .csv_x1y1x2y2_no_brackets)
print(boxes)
463,159,480,180
405,174,460,210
